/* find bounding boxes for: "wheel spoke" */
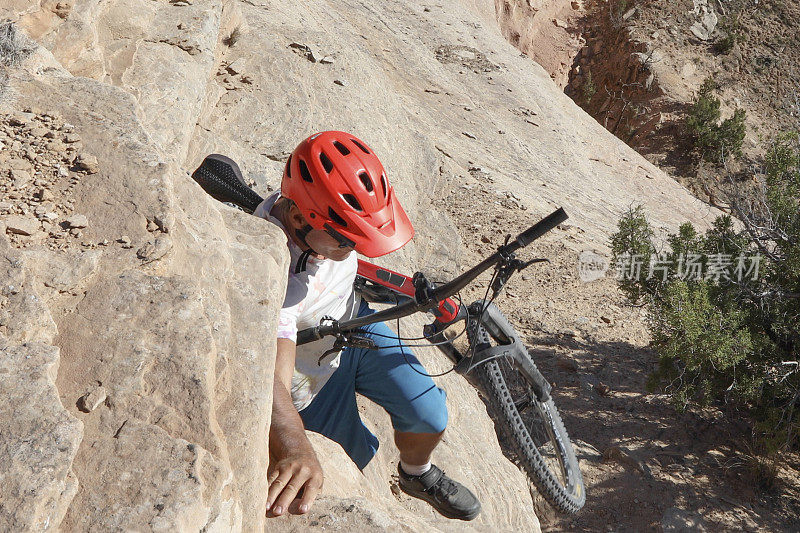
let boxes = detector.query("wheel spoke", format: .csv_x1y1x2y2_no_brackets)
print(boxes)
514,396,531,412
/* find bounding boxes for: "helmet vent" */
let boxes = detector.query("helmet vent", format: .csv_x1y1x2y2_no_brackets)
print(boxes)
380,174,388,198
285,155,292,178
299,159,313,183
328,207,347,227
319,152,334,173
342,193,362,211
359,172,374,192
351,139,370,154
333,141,351,156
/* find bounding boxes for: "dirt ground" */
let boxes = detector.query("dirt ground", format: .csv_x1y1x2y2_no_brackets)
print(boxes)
626,0,800,209
430,172,800,531
546,0,800,208
629,0,800,146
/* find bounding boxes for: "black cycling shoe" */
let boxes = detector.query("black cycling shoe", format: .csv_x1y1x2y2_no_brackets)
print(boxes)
397,463,481,521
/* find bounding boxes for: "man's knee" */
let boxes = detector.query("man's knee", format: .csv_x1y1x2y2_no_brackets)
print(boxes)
397,388,448,433
413,407,448,434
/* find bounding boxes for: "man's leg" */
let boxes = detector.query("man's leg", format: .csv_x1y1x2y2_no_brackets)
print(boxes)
349,320,449,466
350,307,481,520
298,347,380,471
394,430,443,467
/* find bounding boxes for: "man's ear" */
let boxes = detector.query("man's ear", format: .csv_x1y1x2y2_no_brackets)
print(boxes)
287,203,309,230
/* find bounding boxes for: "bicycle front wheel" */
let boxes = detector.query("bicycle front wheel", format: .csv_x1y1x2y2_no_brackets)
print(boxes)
467,306,585,514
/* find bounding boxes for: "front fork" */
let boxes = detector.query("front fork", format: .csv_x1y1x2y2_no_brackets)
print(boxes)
425,302,552,403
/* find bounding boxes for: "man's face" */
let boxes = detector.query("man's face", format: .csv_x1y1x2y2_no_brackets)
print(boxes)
283,201,355,260
305,228,354,261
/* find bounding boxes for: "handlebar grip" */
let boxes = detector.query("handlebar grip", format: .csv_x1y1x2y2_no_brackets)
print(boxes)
296,328,320,346
514,207,569,248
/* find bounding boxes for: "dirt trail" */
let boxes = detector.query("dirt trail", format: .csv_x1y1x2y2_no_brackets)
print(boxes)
434,177,800,531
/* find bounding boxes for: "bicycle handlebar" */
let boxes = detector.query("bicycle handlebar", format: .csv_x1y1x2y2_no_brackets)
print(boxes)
296,207,568,346
514,207,569,248
429,207,568,301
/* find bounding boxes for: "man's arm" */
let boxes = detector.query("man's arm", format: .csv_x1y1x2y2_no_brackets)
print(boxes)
266,338,324,517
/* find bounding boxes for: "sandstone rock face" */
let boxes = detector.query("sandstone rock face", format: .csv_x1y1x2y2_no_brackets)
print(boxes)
0,238,82,531
0,341,82,531
1,39,288,531
493,0,586,88
1,0,722,530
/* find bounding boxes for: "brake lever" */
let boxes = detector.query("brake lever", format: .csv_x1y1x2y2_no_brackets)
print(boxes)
412,272,435,305
317,331,378,365
520,258,549,270
490,258,550,298
315,316,342,364
318,338,345,365
491,260,516,298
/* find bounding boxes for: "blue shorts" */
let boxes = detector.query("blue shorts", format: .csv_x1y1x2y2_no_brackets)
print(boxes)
298,301,448,470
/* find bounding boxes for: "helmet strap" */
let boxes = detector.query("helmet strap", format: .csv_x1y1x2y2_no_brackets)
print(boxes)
295,224,320,254
295,249,313,274
273,197,323,257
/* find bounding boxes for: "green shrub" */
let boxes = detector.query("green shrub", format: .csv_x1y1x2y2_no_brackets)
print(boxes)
610,0,631,27
687,79,721,152
713,16,743,54
610,206,655,301
686,78,747,163
611,134,800,451
714,33,736,54
580,69,596,104
717,108,747,159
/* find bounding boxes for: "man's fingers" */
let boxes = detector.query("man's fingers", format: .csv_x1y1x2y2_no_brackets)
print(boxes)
264,452,323,518
266,468,293,511
297,477,322,514
266,464,312,516
272,481,305,516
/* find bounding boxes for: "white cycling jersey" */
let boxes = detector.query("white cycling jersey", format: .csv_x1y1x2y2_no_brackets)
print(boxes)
255,192,360,411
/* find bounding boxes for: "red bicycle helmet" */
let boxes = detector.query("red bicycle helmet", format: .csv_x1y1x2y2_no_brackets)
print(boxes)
281,131,414,258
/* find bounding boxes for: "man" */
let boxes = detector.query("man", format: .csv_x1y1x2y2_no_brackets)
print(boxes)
258,131,481,521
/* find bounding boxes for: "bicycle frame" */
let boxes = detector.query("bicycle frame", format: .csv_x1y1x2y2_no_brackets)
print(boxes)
297,207,567,401
296,207,568,346
354,261,461,324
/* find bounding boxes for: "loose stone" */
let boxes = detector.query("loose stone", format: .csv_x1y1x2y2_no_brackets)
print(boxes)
65,214,89,228
5,216,39,236
75,153,100,173
77,386,107,413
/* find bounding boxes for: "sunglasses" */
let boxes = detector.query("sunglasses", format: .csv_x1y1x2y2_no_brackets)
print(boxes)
323,224,356,249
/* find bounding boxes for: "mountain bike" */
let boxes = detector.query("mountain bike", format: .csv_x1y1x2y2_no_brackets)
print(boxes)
191,154,586,514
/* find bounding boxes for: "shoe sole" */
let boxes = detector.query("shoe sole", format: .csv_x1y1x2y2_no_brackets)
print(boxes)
397,483,481,521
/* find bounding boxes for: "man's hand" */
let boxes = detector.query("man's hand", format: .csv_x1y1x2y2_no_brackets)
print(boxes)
266,442,323,517
267,337,324,517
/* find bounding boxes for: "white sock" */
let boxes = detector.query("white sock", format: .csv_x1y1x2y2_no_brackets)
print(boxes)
400,460,431,477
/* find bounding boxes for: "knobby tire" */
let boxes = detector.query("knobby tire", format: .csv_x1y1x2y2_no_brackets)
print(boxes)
469,317,585,514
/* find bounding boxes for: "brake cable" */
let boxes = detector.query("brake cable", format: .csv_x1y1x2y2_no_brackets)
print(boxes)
315,236,539,373
395,291,462,378
397,260,507,378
